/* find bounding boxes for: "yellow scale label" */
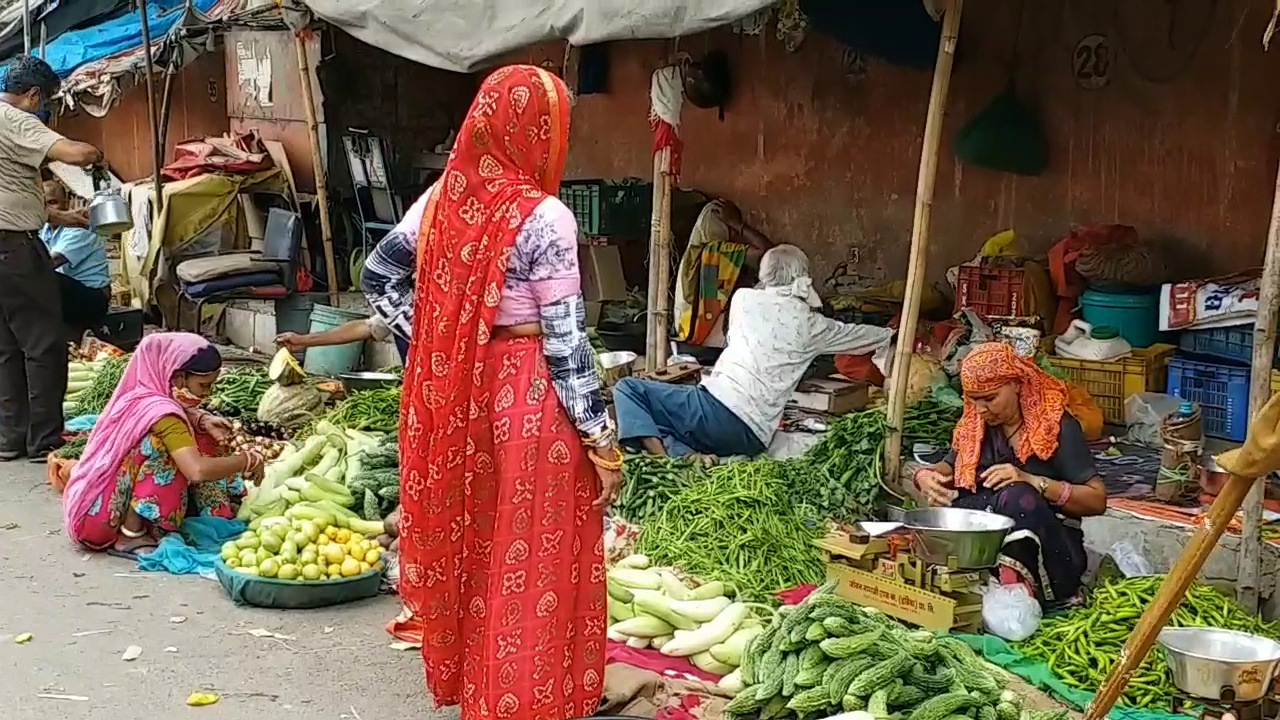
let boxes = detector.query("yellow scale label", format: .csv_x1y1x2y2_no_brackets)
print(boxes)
826,562,977,632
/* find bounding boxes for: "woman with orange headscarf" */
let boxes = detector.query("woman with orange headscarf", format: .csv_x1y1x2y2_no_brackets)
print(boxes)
398,65,623,720
913,343,1107,607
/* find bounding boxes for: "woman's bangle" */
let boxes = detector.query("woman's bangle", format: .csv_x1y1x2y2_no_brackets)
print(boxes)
1053,481,1072,508
584,427,616,449
588,446,624,471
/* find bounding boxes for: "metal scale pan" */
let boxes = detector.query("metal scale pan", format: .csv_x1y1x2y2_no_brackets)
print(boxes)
1159,627,1280,719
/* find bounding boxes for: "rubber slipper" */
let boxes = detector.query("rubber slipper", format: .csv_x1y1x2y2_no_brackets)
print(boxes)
106,544,158,561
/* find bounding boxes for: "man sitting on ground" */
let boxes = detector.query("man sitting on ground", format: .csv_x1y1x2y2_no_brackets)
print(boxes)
614,244,894,462
40,180,110,337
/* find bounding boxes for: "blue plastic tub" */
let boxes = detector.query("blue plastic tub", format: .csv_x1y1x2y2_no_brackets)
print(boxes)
1080,289,1160,348
1178,324,1280,367
1166,357,1250,442
302,304,368,376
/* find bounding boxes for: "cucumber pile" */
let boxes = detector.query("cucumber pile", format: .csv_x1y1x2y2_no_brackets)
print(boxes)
726,584,1066,720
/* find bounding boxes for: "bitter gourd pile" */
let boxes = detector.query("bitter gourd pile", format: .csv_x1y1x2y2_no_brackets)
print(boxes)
1017,575,1280,708
727,583,1063,720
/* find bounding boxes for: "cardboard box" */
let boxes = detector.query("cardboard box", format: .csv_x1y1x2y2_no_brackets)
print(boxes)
580,245,628,302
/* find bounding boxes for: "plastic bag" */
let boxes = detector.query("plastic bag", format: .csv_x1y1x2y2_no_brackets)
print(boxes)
1125,392,1183,448
1108,540,1154,577
981,581,1042,642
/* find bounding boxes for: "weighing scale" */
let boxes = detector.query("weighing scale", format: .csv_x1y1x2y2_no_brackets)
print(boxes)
1159,627,1280,720
814,524,985,633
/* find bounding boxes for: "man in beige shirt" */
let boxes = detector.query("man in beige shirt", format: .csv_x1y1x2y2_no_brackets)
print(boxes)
0,56,105,461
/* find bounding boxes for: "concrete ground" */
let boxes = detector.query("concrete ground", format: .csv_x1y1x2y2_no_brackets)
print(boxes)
0,461,454,720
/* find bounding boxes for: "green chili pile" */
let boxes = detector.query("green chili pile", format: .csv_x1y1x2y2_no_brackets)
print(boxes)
72,355,130,416
207,365,272,417
636,460,826,602
613,454,708,525
801,400,960,522
1018,575,1280,707
299,386,402,437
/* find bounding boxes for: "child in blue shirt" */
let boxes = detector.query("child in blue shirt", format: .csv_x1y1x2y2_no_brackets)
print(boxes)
40,181,109,334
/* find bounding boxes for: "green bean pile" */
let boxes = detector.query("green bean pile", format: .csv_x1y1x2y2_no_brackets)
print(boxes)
300,386,402,437
636,460,826,602
52,434,90,460
207,365,272,417
802,400,960,522
72,355,130,416
613,454,707,525
1018,575,1280,708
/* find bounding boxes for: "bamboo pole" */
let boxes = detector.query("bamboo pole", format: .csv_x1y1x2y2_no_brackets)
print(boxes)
646,145,673,372
1237,149,1280,611
1082,471,1257,720
884,0,963,481
137,0,164,219
293,31,340,307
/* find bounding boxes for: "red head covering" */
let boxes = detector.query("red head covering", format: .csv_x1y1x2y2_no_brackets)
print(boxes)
401,64,571,439
950,342,1068,490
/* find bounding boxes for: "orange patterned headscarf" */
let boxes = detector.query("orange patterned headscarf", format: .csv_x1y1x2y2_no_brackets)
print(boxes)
950,342,1068,490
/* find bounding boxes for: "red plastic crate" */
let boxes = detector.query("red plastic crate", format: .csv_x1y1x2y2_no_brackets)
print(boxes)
955,265,1033,318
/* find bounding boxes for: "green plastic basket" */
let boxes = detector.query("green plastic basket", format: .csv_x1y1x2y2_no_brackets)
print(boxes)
214,558,382,609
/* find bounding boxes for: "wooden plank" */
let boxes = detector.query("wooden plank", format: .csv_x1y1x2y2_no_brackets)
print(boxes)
293,31,340,307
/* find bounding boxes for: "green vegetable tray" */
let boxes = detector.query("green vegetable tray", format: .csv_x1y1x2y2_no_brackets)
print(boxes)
213,559,382,609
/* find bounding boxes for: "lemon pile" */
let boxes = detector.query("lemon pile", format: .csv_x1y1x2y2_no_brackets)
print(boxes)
220,516,384,581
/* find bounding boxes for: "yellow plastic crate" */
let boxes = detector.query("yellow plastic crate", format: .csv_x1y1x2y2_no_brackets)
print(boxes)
1047,344,1177,425
1272,369,1280,396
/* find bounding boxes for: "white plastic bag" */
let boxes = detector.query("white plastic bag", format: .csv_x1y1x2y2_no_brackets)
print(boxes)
1124,392,1183,448
982,581,1042,642
1107,540,1154,577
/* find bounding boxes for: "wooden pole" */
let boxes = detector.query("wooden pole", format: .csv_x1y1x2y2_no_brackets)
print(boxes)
1082,472,1257,720
884,0,963,481
646,146,673,372
294,31,340,307
137,0,165,219
1237,151,1280,611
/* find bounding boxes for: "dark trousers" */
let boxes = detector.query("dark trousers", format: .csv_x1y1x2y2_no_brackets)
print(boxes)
56,273,110,333
0,231,68,454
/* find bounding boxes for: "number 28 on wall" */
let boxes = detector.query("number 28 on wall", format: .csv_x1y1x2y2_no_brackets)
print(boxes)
1073,34,1112,90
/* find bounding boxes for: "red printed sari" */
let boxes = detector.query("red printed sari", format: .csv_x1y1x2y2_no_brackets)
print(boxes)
398,66,606,720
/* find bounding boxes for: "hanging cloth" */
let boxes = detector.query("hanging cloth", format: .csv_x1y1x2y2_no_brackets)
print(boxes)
799,0,941,70
954,83,1049,176
577,44,610,94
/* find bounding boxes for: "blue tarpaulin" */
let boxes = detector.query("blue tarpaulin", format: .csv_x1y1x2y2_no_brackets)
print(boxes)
2,0,217,79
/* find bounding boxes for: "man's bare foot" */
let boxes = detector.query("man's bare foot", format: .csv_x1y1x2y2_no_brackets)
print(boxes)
687,452,718,467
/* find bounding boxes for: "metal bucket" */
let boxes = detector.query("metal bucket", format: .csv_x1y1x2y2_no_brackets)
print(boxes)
902,507,1014,569
1158,627,1280,702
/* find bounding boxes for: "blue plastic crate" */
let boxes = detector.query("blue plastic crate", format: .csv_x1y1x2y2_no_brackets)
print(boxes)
1166,357,1251,442
1178,325,1280,367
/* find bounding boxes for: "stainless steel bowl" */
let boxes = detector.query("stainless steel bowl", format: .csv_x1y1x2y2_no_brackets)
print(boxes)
339,371,402,395
1158,627,1280,702
903,507,1014,569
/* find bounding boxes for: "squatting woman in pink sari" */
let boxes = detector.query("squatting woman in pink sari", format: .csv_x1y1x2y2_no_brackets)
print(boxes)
63,333,265,559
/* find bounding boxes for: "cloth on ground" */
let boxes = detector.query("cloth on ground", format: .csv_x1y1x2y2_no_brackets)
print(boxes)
66,414,99,433
954,634,1181,720
600,656,730,715
137,515,246,576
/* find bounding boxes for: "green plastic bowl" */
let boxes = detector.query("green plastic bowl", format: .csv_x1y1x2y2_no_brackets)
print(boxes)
213,558,383,609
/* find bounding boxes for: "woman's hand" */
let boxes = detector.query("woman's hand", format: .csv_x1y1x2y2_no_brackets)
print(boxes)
201,414,235,443
592,463,623,509
915,467,957,507
981,463,1032,491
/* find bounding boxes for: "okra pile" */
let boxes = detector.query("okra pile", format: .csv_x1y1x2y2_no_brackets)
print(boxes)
1017,575,1280,708
727,583,1064,720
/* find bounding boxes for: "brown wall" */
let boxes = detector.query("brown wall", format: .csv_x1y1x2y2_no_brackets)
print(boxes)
507,0,1280,286
55,49,230,183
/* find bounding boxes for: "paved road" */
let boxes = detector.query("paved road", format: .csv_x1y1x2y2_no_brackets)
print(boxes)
0,462,453,720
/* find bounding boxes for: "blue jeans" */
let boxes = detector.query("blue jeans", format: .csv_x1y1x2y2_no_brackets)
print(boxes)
613,378,764,458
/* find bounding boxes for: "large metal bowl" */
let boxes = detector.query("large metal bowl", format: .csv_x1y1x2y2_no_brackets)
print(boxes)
902,507,1014,569
1158,627,1280,702
339,371,402,395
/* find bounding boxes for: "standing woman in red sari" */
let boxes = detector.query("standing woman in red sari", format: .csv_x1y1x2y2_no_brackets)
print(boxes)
398,65,624,720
